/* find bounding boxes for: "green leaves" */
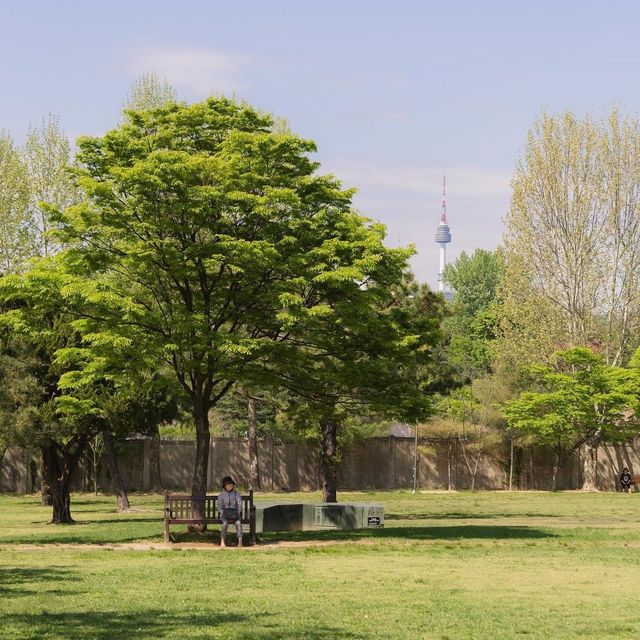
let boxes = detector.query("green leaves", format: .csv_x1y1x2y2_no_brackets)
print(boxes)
51,96,425,422
504,348,640,448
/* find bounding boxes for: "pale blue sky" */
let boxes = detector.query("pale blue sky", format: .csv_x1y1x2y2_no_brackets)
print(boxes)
1,0,639,286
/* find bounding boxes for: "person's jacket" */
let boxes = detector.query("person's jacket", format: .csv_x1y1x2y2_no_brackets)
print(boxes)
218,489,242,518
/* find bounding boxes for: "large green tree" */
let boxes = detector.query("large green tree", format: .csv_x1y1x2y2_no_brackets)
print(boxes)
504,347,640,490
251,261,443,502
53,96,404,510
0,264,94,523
443,248,505,382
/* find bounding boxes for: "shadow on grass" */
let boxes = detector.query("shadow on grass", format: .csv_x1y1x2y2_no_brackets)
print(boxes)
9,523,555,546
3,611,248,640
72,517,162,525
260,524,557,544
249,627,361,639
0,565,79,598
27,516,162,526
1,523,165,545
165,524,558,547
386,512,563,521
3,516,166,545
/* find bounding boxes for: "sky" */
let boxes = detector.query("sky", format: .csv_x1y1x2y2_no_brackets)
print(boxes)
1,0,640,287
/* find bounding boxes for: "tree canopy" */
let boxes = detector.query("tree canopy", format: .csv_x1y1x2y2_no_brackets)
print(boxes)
52,96,424,503
504,347,640,490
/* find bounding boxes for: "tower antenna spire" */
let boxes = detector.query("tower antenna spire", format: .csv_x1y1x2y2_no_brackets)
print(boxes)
440,174,447,223
435,173,452,298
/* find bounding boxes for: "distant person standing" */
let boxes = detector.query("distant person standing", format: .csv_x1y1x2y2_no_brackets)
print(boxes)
620,467,632,493
218,476,243,547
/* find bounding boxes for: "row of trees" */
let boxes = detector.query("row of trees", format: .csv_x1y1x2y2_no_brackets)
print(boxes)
431,109,640,492
2,82,640,518
0,76,445,523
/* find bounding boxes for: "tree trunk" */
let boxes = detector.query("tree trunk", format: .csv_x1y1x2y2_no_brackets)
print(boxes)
43,443,74,524
50,474,73,524
191,397,211,529
320,418,339,503
508,437,514,491
39,450,53,506
247,397,262,491
471,453,481,491
102,430,131,512
551,449,561,492
581,442,600,491
149,424,163,492
529,447,535,490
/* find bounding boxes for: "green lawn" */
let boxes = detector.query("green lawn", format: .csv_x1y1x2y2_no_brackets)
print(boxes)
1,490,639,639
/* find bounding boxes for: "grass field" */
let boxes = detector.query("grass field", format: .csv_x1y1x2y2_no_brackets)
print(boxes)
1,490,639,639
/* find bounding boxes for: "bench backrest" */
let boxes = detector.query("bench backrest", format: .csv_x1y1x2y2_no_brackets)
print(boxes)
164,491,254,521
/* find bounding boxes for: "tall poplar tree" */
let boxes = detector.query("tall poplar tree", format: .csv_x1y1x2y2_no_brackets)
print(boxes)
24,115,76,258
0,131,31,273
501,109,640,369
124,73,177,111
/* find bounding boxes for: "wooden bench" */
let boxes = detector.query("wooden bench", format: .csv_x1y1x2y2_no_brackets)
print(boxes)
164,491,256,545
631,475,640,485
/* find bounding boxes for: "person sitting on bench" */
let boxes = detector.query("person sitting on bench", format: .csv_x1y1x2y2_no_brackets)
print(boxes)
620,467,632,493
218,476,243,547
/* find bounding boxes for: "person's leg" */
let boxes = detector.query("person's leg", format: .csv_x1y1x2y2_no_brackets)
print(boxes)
236,519,243,546
220,519,229,547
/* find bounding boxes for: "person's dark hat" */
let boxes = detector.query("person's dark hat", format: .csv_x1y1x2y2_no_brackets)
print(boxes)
222,476,236,487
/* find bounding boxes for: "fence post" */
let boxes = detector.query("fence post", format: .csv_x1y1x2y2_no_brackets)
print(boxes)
142,439,151,491
24,448,32,493
387,437,396,489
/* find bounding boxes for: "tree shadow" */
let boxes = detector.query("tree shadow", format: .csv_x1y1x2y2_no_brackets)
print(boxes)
12,516,165,545
4,610,249,640
73,517,162,525
0,565,79,598
385,511,563,521
28,516,161,526
250,626,361,639
261,524,557,544
2,533,163,545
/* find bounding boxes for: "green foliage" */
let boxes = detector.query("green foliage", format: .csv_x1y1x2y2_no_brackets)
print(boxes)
52,96,392,423
432,376,508,450
504,347,640,450
209,388,277,438
257,263,444,439
0,262,91,449
0,131,32,273
124,73,177,112
442,248,505,383
444,248,505,318
502,109,640,367
24,114,77,258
